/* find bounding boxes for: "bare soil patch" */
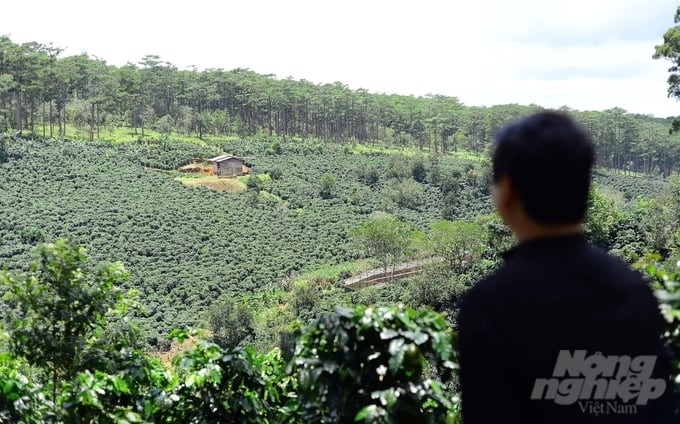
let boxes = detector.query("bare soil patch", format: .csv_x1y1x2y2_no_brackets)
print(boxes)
176,175,247,192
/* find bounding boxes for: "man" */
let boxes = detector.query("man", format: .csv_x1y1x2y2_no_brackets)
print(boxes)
457,111,674,423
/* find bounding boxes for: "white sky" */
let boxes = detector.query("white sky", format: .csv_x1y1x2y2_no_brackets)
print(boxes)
3,0,680,117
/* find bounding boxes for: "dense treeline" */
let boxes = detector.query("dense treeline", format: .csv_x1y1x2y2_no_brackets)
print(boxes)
2,36,680,175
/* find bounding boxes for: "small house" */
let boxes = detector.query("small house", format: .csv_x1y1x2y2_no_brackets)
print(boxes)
208,155,246,177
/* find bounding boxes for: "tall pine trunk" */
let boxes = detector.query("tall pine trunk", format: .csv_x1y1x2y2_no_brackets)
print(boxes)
89,103,95,141
49,101,54,138
42,101,46,137
14,89,22,135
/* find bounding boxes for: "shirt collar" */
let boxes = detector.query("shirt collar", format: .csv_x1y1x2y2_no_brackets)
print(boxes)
502,232,587,260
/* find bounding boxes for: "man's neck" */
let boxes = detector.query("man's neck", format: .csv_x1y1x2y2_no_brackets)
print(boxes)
514,223,583,243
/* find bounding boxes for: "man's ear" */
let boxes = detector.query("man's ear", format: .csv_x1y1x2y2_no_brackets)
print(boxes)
495,175,515,210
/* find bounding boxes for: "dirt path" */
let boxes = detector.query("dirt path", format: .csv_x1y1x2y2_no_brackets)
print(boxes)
343,257,441,290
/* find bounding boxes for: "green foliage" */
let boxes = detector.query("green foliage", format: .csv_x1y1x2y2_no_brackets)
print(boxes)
381,178,425,211
582,173,679,260
636,261,680,395
319,172,337,199
385,155,412,182
422,220,486,272
654,7,680,102
0,135,675,358
352,280,412,307
0,34,679,174
670,174,680,227
0,135,7,163
408,268,469,320
637,196,678,256
358,166,380,186
268,141,283,155
0,351,52,424
247,174,264,191
0,136,674,422
208,299,255,350
437,164,493,221
0,139,446,339
0,240,163,422
0,241,462,423
349,215,417,276
411,160,427,183
60,354,172,424
18,227,44,245
584,185,621,248
292,305,458,423
291,282,322,322
1,239,131,386
156,115,174,140
592,170,668,201
156,343,294,423
474,213,514,260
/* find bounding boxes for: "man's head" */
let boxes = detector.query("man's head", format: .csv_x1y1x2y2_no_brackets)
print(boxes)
492,111,594,236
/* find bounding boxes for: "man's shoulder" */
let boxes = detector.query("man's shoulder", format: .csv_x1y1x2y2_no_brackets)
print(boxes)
462,257,529,301
579,243,651,290
458,268,507,316
461,243,651,312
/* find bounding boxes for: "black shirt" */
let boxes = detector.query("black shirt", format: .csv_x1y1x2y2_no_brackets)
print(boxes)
458,233,675,423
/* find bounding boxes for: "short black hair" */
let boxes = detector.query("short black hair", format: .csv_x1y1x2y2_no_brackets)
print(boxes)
492,111,594,225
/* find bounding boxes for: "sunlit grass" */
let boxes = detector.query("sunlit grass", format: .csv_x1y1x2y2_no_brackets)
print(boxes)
595,166,652,179
24,124,238,145
351,142,488,162
25,124,488,166
450,150,488,162
350,143,422,156
291,259,372,286
259,190,282,203
174,175,247,192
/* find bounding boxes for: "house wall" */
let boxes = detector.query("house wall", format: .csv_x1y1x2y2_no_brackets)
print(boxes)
216,159,244,176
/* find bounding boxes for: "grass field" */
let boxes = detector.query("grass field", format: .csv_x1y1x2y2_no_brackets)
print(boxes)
22,125,493,167
22,124,238,145
290,259,372,287
350,142,488,162
174,175,247,192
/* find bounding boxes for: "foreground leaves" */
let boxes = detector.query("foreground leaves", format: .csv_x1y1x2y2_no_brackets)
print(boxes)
0,238,460,423
292,305,458,423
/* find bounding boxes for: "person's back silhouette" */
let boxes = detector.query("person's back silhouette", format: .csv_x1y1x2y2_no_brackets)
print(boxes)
457,111,675,423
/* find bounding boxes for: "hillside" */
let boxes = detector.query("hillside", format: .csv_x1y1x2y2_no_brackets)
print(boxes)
1,135,674,344
0,137,487,340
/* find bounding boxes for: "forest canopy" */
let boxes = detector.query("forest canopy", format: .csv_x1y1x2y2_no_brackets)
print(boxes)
1,35,680,175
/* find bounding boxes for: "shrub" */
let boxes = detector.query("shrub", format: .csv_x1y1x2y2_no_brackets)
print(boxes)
319,173,337,199
208,299,256,349
292,305,459,423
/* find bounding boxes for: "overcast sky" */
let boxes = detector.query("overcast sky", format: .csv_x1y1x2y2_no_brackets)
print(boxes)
4,0,680,117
